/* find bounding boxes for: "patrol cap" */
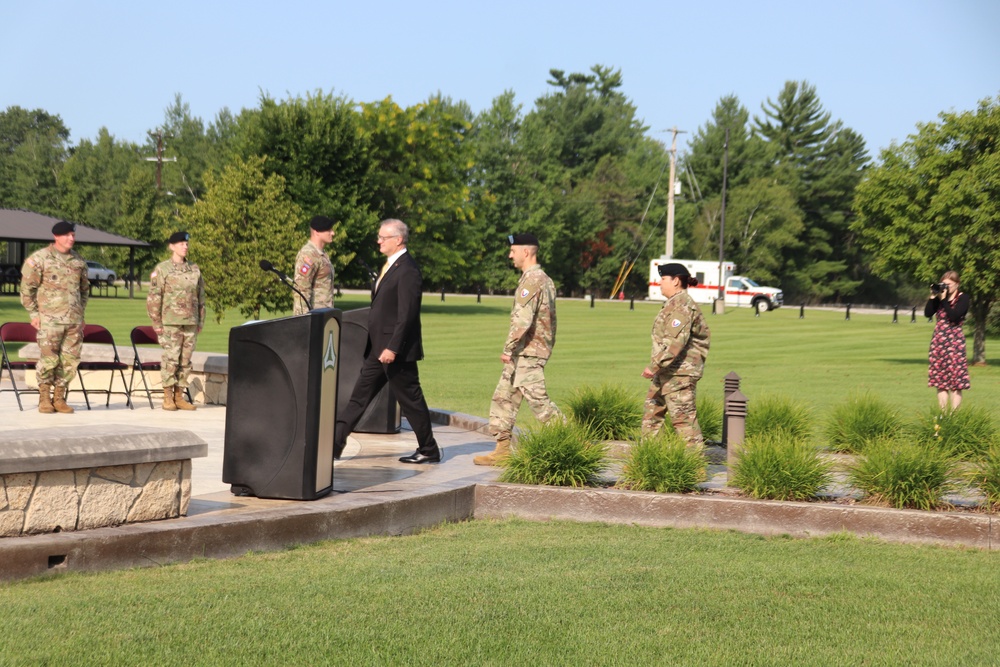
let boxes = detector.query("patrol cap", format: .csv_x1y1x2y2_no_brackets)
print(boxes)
52,220,76,236
168,231,190,244
657,262,691,278
508,232,539,247
310,215,335,232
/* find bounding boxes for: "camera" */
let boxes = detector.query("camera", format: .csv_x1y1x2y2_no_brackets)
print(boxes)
930,282,946,294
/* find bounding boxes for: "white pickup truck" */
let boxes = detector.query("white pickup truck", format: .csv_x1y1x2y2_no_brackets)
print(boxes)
648,258,783,311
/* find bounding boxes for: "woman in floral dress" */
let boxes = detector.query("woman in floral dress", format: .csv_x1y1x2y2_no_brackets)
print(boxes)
924,270,970,411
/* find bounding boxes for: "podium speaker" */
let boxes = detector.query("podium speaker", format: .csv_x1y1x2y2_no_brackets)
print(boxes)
223,308,340,500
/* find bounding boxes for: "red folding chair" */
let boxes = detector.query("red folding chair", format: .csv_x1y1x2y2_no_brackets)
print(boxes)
75,324,133,409
0,321,39,411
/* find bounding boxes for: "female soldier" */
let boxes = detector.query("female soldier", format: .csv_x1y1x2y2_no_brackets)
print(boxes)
641,263,711,445
146,231,206,411
925,270,970,411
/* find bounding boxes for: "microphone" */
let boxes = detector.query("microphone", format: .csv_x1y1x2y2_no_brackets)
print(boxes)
259,259,290,281
260,259,312,310
357,258,378,282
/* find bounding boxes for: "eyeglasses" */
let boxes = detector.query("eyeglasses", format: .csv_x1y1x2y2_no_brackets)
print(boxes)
377,234,399,242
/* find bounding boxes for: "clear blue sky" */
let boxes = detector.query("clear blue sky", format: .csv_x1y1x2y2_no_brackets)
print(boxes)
3,0,997,157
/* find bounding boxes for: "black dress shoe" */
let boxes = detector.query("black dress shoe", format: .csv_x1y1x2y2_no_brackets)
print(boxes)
399,448,441,464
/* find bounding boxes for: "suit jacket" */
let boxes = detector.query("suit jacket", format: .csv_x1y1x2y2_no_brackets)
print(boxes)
367,250,424,362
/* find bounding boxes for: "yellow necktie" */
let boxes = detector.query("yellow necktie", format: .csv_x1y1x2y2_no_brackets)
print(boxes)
376,262,388,290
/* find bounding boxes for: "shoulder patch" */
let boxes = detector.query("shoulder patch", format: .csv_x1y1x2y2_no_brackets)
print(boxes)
150,270,158,279
520,288,530,298
300,262,311,274
670,318,682,328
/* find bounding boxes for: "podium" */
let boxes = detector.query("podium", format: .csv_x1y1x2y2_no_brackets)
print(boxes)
223,308,341,500
339,307,401,434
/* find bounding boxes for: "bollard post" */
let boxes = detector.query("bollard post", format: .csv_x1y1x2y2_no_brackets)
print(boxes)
590,294,595,308
722,371,741,448
725,390,748,469
799,303,805,319
477,287,481,304
911,306,917,323
845,303,851,320
629,296,634,311
754,300,761,318
441,287,445,302
892,305,899,324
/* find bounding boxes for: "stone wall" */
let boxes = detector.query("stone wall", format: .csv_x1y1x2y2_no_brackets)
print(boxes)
0,425,207,538
1,460,192,537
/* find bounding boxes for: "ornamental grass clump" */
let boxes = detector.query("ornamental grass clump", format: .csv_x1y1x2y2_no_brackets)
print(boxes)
970,444,1000,509
914,405,997,460
848,437,955,510
696,395,722,443
617,430,708,493
745,394,813,441
499,421,608,487
824,390,902,453
729,429,832,501
567,383,642,441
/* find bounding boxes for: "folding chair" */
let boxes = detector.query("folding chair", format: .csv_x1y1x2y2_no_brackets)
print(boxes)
75,324,133,409
128,326,192,409
0,321,39,411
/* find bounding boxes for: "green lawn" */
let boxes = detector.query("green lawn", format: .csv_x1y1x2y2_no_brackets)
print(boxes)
1,519,997,665
3,291,998,425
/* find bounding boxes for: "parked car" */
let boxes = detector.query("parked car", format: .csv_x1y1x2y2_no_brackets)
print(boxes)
86,261,117,286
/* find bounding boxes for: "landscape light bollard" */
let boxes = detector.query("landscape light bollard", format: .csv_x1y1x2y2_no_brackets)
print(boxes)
893,305,899,324
754,300,761,318
722,371,741,448
725,389,748,468
911,306,917,323
441,287,445,302
477,287,481,304
799,303,805,319
845,303,851,321
630,296,634,311
590,294,595,308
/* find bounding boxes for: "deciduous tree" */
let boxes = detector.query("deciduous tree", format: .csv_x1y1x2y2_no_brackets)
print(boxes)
853,96,1000,364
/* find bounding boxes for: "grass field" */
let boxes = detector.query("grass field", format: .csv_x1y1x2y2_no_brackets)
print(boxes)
1,519,997,665
3,291,998,427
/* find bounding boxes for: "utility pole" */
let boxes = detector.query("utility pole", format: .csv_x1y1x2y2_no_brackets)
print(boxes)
144,129,177,191
718,127,729,300
665,126,686,258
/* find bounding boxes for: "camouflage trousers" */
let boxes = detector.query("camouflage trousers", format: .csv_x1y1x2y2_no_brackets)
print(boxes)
36,322,83,388
642,373,704,446
160,325,198,388
489,355,564,441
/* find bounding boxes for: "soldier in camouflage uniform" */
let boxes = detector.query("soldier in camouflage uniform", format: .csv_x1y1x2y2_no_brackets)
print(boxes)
293,215,336,315
641,262,711,446
19,220,90,414
477,233,565,466
146,231,206,411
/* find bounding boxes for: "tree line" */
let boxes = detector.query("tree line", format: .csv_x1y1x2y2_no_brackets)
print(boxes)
1,68,996,360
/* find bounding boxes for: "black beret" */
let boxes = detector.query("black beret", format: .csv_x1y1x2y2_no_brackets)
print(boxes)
310,215,335,232
168,231,190,244
657,262,691,278
507,232,539,247
52,221,75,235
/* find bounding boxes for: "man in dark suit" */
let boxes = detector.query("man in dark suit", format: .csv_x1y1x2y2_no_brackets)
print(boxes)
334,219,441,464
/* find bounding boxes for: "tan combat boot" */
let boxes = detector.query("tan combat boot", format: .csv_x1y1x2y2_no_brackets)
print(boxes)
162,385,177,411
474,438,511,466
52,385,74,414
174,386,196,411
38,383,55,414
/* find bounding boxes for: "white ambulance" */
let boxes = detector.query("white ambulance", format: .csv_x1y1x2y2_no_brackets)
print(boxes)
648,257,783,311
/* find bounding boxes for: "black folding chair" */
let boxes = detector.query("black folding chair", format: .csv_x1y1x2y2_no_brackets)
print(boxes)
0,321,39,411
128,326,193,408
75,324,133,409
